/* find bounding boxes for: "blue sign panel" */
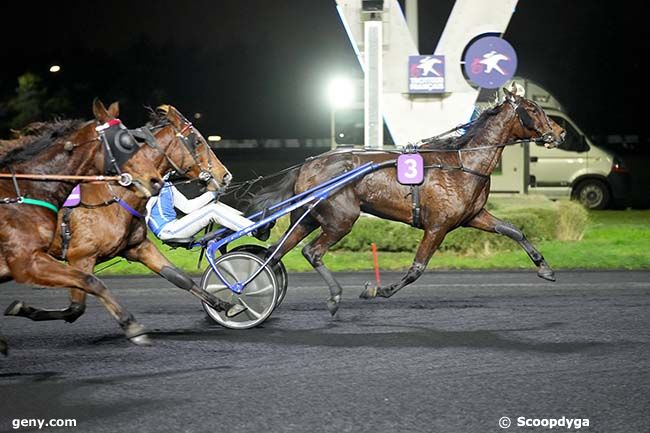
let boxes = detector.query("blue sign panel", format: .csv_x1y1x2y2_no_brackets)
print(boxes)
463,36,517,89
408,55,445,93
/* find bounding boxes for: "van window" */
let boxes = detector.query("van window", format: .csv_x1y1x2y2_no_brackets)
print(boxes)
549,115,589,152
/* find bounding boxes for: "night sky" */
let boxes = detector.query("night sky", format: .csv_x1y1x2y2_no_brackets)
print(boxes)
0,1,645,140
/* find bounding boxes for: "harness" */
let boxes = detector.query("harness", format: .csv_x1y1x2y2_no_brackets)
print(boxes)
0,166,60,213
75,184,144,218
397,99,557,227
409,185,422,228
147,117,214,183
0,119,142,213
57,119,211,258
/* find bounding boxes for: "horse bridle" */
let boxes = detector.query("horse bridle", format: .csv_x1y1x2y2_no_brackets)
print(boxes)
508,99,556,145
129,126,193,176
96,119,145,187
174,120,214,183
140,119,214,183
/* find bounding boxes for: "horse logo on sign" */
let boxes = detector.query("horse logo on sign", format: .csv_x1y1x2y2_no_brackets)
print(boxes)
408,55,445,94
464,36,517,89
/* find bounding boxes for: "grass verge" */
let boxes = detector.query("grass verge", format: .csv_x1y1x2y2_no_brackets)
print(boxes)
97,208,649,275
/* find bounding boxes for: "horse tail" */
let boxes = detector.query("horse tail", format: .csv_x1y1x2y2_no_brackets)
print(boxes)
244,167,300,214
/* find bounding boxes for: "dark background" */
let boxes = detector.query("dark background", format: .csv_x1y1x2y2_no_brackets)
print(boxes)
0,0,646,141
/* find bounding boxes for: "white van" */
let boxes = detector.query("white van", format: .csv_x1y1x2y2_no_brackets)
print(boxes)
484,77,629,209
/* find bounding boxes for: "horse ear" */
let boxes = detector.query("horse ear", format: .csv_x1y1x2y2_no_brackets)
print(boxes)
107,102,120,118
502,86,514,102
93,98,110,122
156,104,171,117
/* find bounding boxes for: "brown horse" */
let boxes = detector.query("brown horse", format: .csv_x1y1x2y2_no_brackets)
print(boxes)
4,105,242,325
249,89,565,315
0,100,162,354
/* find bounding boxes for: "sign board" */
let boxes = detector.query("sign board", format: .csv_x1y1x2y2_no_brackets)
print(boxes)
464,36,517,89
408,55,445,93
397,153,424,184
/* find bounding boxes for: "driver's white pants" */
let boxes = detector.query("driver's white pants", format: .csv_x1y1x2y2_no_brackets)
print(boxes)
157,202,254,240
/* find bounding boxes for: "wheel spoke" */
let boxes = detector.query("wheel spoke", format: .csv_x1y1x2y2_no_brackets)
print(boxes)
247,257,257,275
238,298,263,319
244,284,274,297
219,260,238,281
205,283,228,294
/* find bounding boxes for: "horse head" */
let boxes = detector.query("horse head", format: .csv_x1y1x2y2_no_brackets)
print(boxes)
92,99,163,197
503,85,565,148
155,104,232,193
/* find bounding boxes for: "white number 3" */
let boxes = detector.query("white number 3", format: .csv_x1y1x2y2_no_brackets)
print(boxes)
404,158,419,178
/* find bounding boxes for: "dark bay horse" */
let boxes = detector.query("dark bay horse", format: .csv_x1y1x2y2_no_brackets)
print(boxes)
249,89,565,315
0,100,162,354
4,105,240,325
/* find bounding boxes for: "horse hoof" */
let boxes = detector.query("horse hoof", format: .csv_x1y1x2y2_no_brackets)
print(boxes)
4,300,24,317
129,334,152,346
326,295,341,316
124,323,150,345
538,267,556,282
0,339,8,356
359,285,377,299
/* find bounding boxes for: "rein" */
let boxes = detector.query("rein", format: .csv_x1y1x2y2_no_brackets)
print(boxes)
0,172,131,183
223,162,304,199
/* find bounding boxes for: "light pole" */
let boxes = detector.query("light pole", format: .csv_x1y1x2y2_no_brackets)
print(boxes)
326,77,355,149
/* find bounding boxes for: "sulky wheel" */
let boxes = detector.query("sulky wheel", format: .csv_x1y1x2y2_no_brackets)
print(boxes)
201,251,279,329
229,245,288,306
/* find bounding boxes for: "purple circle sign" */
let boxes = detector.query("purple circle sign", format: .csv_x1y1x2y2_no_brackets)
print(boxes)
464,36,517,89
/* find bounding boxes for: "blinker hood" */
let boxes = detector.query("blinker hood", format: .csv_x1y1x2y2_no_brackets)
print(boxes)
96,119,142,174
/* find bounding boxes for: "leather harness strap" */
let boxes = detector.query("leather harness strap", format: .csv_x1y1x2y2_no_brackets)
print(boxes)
60,207,73,260
409,184,422,229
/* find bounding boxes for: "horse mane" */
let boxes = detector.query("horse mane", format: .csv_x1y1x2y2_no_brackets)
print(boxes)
420,105,502,150
0,119,84,167
145,106,171,129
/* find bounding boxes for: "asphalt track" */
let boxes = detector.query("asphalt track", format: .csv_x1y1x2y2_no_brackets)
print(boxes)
0,270,648,433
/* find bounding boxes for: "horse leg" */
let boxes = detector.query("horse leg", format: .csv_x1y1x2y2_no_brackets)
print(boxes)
302,231,347,316
122,240,245,317
6,252,150,345
465,208,555,281
266,212,320,266
360,228,446,299
5,257,95,323
302,200,359,316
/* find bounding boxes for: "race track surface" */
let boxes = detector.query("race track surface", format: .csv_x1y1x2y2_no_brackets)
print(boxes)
1,271,648,433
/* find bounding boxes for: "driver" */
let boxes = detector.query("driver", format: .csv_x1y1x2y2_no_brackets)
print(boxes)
145,172,256,242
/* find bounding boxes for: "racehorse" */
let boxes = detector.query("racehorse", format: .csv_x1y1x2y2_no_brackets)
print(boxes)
4,105,239,325
0,100,162,355
248,88,565,315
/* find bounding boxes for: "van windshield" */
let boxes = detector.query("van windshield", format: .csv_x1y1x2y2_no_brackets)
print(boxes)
549,115,589,152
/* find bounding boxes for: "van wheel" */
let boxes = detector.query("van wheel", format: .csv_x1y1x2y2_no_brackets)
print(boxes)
572,179,610,210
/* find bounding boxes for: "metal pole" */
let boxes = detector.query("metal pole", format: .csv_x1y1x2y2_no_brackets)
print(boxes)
405,0,419,50
364,17,383,149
